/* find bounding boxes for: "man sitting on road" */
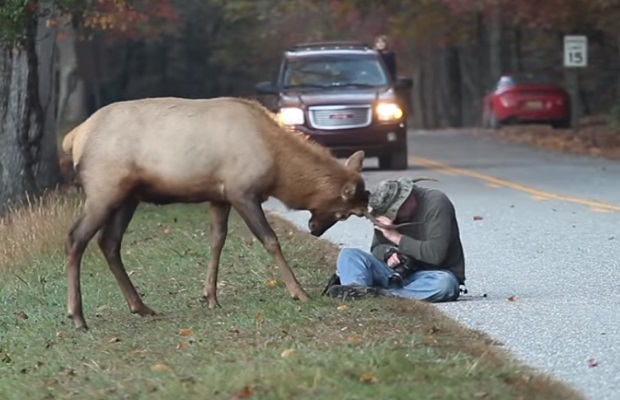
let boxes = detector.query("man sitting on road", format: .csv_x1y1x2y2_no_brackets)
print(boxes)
324,177,466,302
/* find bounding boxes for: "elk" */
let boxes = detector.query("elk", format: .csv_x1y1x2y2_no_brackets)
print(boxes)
60,96,392,331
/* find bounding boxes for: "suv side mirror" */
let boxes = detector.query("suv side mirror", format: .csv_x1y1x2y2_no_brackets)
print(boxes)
256,81,276,94
395,77,413,90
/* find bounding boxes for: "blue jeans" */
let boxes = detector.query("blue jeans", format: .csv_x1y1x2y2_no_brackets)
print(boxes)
336,248,460,303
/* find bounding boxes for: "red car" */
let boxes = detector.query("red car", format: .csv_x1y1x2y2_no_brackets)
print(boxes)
482,73,571,129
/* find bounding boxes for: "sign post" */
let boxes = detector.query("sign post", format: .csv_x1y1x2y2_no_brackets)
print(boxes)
563,35,587,128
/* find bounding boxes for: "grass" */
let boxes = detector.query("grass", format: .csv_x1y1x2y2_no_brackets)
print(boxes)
0,192,586,400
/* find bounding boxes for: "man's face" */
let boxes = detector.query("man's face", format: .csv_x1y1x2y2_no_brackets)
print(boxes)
394,194,417,222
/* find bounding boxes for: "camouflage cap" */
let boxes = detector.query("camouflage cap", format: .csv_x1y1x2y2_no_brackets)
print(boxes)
368,178,415,221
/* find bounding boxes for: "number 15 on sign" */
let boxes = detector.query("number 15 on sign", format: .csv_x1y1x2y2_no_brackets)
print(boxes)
564,35,587,67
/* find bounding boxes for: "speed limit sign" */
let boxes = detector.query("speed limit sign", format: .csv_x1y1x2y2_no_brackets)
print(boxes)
564,35,588,67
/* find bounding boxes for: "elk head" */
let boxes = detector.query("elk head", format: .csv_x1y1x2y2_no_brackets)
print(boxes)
307,151,370,236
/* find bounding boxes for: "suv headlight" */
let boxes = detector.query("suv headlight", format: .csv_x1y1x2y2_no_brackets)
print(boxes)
376,103,404,121
277,107,305,125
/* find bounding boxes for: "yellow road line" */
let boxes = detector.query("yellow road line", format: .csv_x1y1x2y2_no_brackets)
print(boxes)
409,155,620,213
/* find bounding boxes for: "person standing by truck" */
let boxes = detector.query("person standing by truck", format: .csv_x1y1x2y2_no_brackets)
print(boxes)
374,35,397,81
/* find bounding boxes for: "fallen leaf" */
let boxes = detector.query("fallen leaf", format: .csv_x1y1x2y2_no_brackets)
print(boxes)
337,304,349,311
265,279,278,287
179,328,194,337
588,358,599,367
340,326,348,332
151,363,171,372
163,227,171,235
347,335,364,345
280,349,295,358
230,386,252,399
256,312,264,324
429,325,441,334
179,375,196,385
107,337,121,344
424,335,438,345
359,372,378,383
15,312,28,319
229,326,240,334
129,348,147,355
177,341,188,350
507,295,518,302
473,215,484,221
56,331,65,340
95,305,110,317
473,391,490,399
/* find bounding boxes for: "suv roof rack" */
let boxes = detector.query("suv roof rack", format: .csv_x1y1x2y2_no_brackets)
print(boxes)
287,41,372,52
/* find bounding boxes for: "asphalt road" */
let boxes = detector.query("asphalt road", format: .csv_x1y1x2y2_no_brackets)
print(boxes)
263,129,620,400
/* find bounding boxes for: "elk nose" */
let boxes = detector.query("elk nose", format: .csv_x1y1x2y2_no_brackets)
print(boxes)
308,221,317,232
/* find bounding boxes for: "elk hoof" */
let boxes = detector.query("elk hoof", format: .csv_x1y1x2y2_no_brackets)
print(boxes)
292,290,310,301
201,295,221,309
72,317,89,331
132,303,157,317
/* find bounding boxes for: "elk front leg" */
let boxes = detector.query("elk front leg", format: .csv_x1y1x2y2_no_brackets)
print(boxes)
97,199,156,317
231,196,309,301
203,202,231,309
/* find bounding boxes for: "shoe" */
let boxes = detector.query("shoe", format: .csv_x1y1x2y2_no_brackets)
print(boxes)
326,284,387,300
321,273,341,296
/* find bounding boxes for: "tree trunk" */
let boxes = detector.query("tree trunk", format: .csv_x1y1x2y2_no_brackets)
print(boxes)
458,11,485,127
56,16,87,134
0,4,61,214
510,27,523,73
410,48,426,129
422,48,438,128
488,3,503,84
435,46,462,128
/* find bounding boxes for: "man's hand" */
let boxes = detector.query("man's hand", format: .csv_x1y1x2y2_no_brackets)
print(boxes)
386,252,401,267
374,216,403,245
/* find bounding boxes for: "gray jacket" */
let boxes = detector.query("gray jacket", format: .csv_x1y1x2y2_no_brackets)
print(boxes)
370,185,466,284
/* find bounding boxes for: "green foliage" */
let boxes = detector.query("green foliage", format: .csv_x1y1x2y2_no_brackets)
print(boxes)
0,0,82,45
0,0,34,44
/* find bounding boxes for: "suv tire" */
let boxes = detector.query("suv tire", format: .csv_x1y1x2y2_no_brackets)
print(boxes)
379,149,408,170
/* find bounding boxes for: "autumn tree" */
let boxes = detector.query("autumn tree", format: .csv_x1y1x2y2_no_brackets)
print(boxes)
55,0,179,132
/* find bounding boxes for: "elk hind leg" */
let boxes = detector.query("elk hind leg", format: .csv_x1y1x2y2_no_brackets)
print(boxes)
203,202,231,309
66,205,113,331
97,198,156,317
231,196,309,301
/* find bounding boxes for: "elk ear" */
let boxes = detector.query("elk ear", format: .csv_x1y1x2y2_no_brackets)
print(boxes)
345,150,365,172
341,181,357,201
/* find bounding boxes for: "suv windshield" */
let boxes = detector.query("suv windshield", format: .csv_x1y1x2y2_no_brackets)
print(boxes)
282,55,389,89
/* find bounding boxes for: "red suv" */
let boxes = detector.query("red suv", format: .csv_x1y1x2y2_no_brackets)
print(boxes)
255,41,413,170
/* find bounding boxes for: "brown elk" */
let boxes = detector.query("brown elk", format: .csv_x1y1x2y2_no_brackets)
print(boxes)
60,96,392,331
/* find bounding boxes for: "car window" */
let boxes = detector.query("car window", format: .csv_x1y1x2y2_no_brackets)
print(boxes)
506,74,556,86
496,76,514,91
282,55,389,88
